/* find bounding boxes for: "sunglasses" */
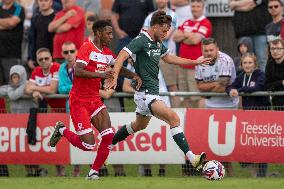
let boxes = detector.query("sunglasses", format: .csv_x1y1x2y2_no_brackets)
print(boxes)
63,50,76,55
38,57,50,62
268,5,280,9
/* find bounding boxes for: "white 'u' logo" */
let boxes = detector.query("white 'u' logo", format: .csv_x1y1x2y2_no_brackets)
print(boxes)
208,115,236,156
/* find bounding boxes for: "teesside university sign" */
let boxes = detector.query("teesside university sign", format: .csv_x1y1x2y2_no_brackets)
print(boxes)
185,109,284,163
205,0,234,17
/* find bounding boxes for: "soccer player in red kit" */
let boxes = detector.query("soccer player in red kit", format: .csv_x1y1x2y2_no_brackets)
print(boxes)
49,20,141,180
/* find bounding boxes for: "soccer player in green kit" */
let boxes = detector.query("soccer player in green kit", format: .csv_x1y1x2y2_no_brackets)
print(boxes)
107,11,211,169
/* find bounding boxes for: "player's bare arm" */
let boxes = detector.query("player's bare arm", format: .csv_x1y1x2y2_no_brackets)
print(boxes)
74,62,114,79
162,53,211,66
105,50,130,89
119,67,142,90
196,80,219,92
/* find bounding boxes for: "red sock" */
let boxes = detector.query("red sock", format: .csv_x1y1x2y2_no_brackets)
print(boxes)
91,128,114,171
63,129,93,151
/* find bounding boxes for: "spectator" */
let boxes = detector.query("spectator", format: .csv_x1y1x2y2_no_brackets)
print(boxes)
234,37,253,75
0,0,25,84
48,0,85,63
25,48,60,109
226,53,270,177
266,0,283,42
171,0,192,27
230,0,272,71
57,41,80,176
173,0,212,108
195,38,239,176
265,39,284,110
84,15,98,42
76,0,100,19
111,0,154,55
28,0,55,70
18,0,35,62
143,0,180,108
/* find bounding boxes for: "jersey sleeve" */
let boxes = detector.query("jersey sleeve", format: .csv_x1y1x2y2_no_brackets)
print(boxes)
160,42,169,57
123,36,144,60
197,20,212,38
219,56,234,77
76,43,90,65
51,64,60,81
195,65,204,81
29,69,37,83
66,8,84,28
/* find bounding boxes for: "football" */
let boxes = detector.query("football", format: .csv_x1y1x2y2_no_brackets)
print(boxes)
202,160,225,180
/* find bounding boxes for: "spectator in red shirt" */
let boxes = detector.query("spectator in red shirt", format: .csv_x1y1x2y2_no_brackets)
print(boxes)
173,0,212,108
25,48,60,106
48,0,85,63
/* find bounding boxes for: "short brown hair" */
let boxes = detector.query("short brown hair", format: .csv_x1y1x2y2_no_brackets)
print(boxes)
150,11,172,27
268,0,284,6
201,37,218,46
269,38,284,47
36,48,51,56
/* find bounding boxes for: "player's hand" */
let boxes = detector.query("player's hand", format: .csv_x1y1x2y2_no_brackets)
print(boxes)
195,57,211,65
229,89,239,97
132,75,142,90
105,78,117,90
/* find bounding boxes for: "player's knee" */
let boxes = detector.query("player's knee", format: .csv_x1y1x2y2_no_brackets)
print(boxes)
168,112,180,127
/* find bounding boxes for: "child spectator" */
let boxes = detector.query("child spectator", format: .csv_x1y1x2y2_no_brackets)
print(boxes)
234,37,253,76
226,53,270,177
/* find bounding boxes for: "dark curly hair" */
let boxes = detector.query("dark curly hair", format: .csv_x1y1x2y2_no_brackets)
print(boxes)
92,20,112,33
150,10,172,27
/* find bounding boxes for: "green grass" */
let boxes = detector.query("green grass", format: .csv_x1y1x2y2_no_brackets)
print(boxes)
0,177,283,189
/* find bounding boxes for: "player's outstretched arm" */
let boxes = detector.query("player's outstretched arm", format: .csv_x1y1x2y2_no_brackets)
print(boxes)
162,54,211,66
105,50,130,90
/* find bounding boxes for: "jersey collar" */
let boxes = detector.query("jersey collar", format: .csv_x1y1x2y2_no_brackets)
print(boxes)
141,30,154,41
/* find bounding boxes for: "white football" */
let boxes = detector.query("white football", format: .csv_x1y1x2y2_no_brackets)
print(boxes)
202,160,225,180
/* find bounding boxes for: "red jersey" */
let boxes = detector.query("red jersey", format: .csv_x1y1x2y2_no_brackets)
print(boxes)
52,5,85,59
29,63,65,110
30,62,60,85
70,41,116,102
178,16,212,69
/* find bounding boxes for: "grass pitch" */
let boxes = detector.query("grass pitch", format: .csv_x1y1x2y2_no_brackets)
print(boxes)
1,177,283,189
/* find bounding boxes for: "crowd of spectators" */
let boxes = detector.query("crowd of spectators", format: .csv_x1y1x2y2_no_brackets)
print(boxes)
0,0,283,178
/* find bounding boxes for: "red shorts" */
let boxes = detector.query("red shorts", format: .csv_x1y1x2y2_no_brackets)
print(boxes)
69,99,106,135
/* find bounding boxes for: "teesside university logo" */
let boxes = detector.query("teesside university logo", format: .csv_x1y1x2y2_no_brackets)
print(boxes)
208,115,237,156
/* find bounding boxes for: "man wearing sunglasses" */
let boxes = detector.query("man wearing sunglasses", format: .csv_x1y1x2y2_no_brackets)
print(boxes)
25,48,60,105
266,0,284,42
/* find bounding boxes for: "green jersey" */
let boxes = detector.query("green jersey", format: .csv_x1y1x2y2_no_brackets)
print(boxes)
124,31,169,94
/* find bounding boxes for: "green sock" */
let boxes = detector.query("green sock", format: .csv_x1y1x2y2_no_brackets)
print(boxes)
112,123,134,145
170,127,190,154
